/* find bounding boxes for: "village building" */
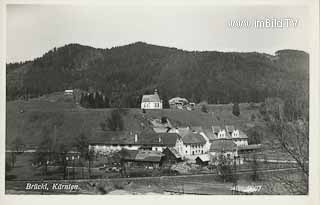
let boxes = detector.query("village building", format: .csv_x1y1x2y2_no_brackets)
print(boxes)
121,149,164,169
169,97,188,109
88,130,182,154
162,147,183,164
141,89,163,109
225,125,249,146
175,127,209,160
195,155,210,166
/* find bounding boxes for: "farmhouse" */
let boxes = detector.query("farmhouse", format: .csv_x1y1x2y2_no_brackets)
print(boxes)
195,155,210,166
88,130,182,154
162,147,183,164
169,97,188,109
141,89,163,109
205,125,248,147
121,149,164,169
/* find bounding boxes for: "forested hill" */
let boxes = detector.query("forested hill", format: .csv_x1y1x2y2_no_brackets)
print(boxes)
6,42,309,106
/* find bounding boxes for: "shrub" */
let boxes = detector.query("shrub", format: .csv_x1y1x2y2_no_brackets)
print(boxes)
232,103,240,117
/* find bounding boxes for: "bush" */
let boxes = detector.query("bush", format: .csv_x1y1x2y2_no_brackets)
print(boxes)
107,109,124,131
232,103,240,117
201,105,208,113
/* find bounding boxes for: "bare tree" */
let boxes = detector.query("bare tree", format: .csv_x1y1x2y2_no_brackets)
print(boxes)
261,96,308,194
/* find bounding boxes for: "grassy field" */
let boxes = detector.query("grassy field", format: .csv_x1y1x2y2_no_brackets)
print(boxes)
6,92,263,147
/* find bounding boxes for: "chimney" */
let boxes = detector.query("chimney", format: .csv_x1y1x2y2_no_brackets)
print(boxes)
134,134,138,143
154,89,158,95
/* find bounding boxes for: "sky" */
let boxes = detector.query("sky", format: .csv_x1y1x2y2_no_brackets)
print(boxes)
6,3,311,63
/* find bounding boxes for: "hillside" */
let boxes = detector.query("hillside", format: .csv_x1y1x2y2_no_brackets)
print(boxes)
6,42,309,106
6,92,262,147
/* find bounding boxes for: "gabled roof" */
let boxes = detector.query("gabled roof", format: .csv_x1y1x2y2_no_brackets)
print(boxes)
169,97,189,104
122,149,164,162
138,132,181,146
212,126,222,134
164,147,182,159
202,129,217,141
142,93,161,103
225,125,235,133
238,144,262,151
195,154,210,162
210,139,237,152
182,132,206,145
89,131,180,146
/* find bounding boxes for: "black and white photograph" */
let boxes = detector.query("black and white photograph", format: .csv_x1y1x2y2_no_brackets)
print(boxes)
2,0,319,198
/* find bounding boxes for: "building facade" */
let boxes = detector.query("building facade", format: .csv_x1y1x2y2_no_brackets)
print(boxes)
141,89,163,109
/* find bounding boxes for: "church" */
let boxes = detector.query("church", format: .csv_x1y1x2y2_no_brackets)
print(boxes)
141,89,163,109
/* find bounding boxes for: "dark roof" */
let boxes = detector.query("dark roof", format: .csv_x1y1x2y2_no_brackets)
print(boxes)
210,139,237,152
89,131,180,146
202,129,217,141
163,147,182,159
195,155,210,162
225,125,235,133
182,132,206,145
212,126,222,134
138,132,181,146
190,126,203,133
238,144,262,151
122,149,163,162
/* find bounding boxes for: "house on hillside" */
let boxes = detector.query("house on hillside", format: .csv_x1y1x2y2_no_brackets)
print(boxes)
169,97,188,109
141,89,163,109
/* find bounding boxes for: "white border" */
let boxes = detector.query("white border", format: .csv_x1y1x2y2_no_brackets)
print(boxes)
0,0,319,205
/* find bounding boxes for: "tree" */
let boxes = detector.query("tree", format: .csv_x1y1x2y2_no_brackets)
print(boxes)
247,127,262,144
201,104,208,113
251,154,259,181
100,122,107,131
232,103,240,117
74,133,89,158
216,155,235,183
161,116,168,124
86,149,95,179
261,96,308,194
107,109,124,131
